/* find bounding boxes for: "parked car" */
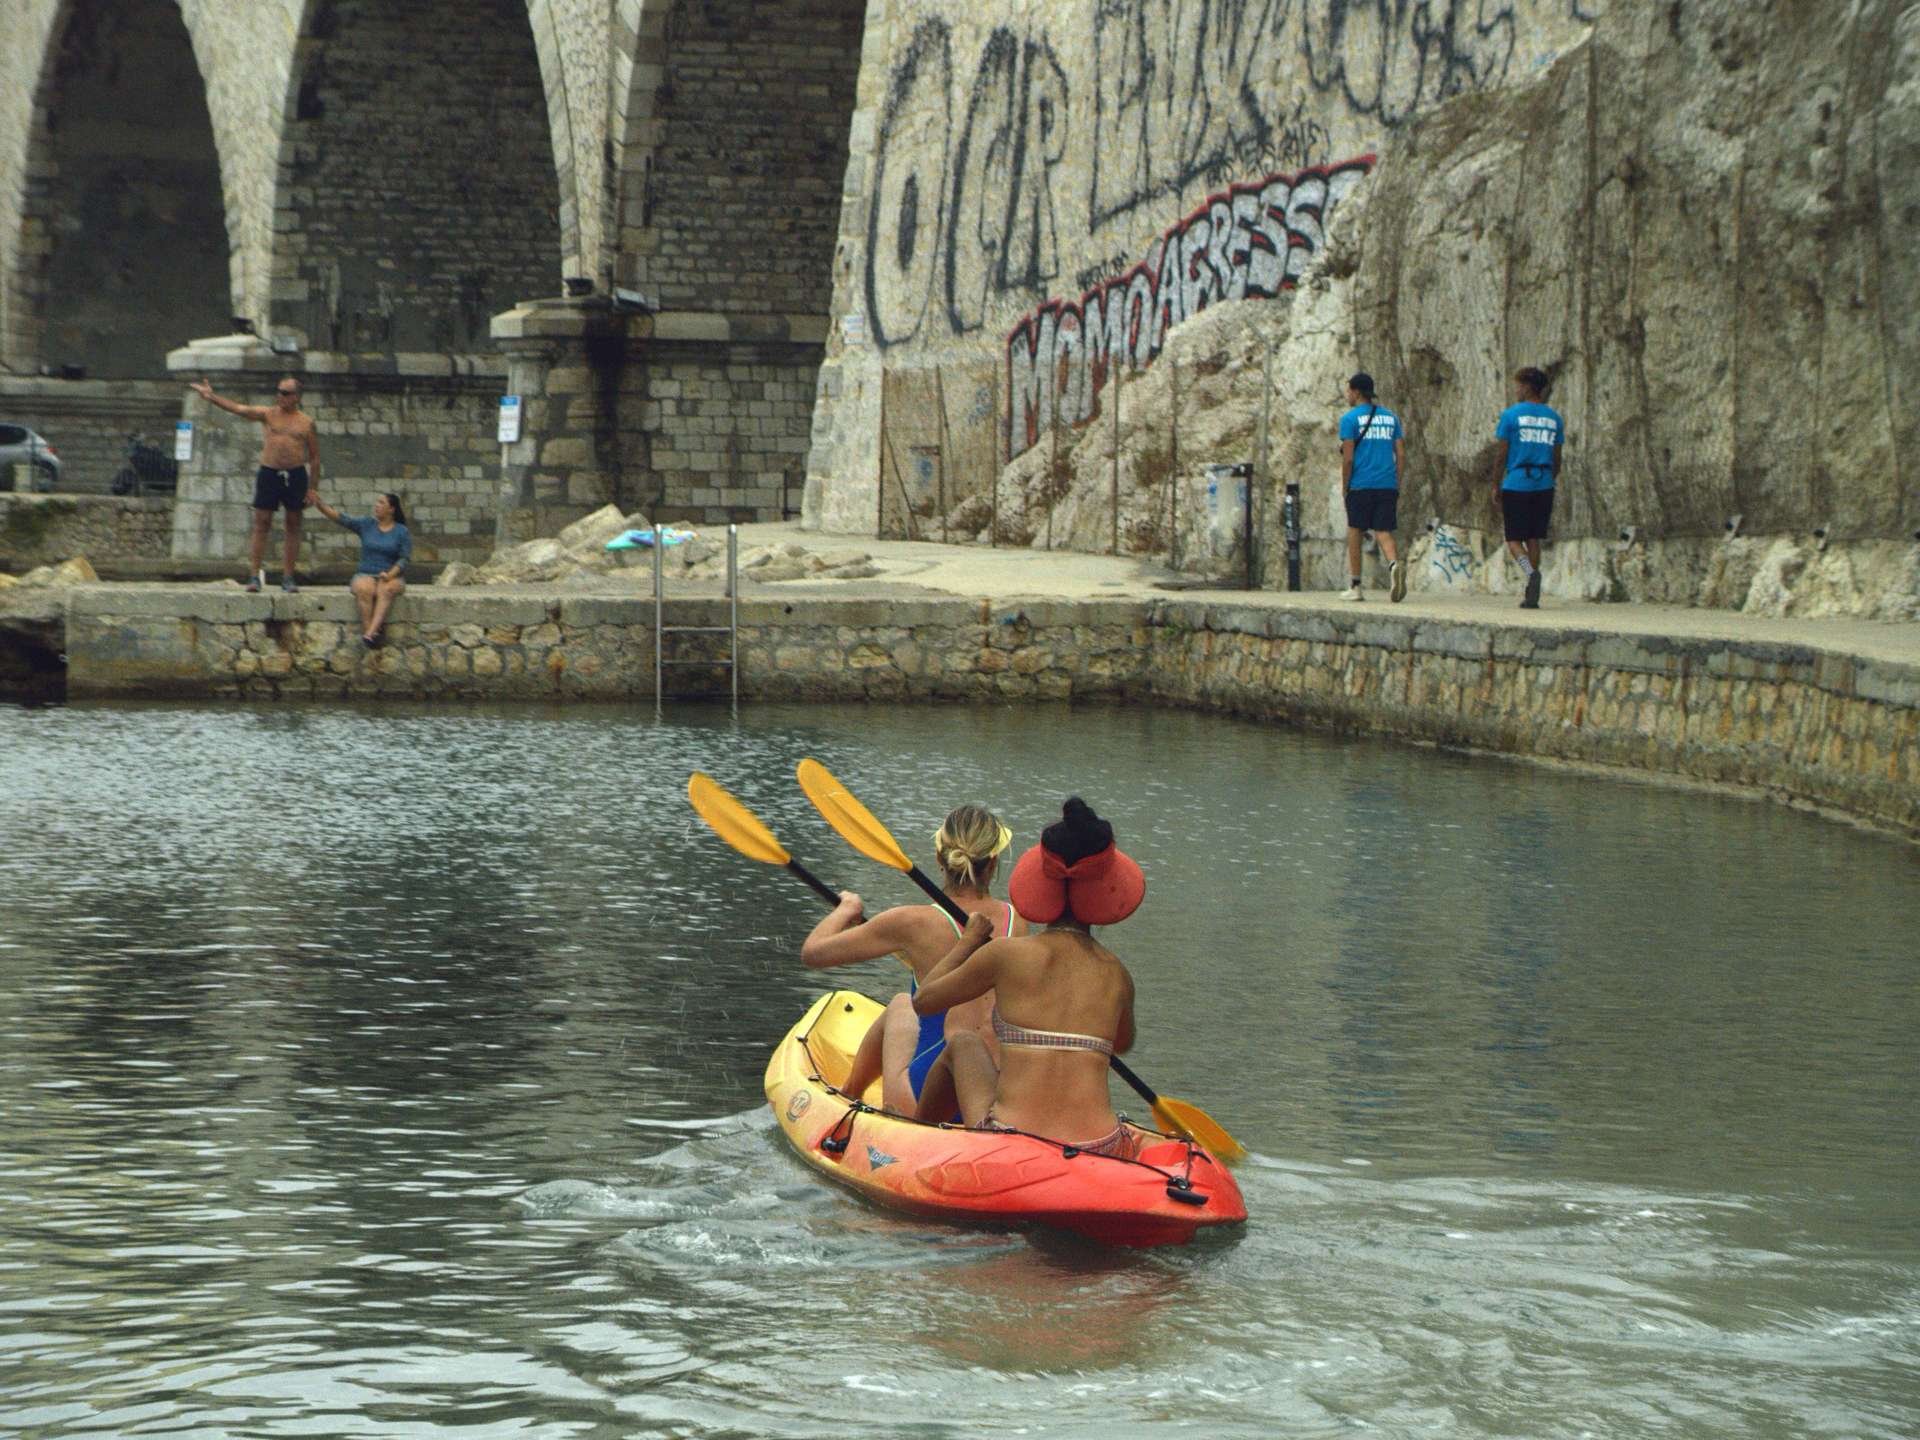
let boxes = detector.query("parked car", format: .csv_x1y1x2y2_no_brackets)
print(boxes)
0,424,61,491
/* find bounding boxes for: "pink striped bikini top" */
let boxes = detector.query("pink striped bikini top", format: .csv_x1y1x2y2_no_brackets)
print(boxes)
991,1007,1114,1057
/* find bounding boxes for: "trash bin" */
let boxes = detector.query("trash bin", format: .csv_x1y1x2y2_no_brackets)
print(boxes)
1186,462,1251,570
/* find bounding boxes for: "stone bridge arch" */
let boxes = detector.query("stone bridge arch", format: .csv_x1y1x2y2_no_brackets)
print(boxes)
0,0,241,495
491,0,867,531
5,0,231,378
171,0,589,564
265,0,568,354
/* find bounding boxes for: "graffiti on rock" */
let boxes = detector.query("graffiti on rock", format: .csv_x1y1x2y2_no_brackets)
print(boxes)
1301,0,1520,124
946,28,1073,338
865,1,1546,351
865,20,954,349
864,18,1074,348
1088,0,1290,227
1005,157,1372,458
1430,524,1478,583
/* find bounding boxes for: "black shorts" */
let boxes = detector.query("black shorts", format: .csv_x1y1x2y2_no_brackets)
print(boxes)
1500,488,1554,542
253,466,309,512
1344,488,1397,533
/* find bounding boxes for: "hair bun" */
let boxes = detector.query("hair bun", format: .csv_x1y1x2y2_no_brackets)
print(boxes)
1043,797,1115,866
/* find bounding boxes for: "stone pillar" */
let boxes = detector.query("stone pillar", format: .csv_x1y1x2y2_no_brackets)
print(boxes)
490,297,637,545
491,297,827,541
166,334,279,562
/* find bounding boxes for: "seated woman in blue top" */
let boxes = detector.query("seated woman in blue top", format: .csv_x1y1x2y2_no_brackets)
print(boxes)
800,804,1023,1120
306,487,411,647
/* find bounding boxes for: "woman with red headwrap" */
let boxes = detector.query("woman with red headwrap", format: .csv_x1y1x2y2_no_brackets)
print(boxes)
912,797,1145,1158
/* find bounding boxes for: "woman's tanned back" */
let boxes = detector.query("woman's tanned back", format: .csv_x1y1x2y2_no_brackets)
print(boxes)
981,928,1134,1141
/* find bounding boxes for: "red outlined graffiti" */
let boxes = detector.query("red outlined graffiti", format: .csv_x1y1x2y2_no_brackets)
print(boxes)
1006,156,1373,458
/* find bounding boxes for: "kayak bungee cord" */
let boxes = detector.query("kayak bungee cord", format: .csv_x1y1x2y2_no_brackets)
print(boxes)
797,1012,1216,1204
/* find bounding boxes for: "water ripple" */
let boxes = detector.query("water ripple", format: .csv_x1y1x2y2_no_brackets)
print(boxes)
1,700,1916,1437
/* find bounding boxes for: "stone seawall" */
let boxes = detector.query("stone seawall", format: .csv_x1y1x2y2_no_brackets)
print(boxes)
0,494,173,570
1144,604,1918,842
47,586,1918,840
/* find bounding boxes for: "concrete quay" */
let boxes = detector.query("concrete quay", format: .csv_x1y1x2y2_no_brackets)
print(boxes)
5,525,1913,842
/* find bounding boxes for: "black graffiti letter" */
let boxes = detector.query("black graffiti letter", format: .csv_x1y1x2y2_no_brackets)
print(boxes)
867,22,953,348
947,30,1022,336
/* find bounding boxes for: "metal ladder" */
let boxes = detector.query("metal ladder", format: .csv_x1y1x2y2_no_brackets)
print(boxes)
653,522,739,707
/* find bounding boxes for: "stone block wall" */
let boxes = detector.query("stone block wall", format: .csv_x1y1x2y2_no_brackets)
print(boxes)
0,376,179,493
646,346,817,522
267,0,561,352
169,347,506,566
1142,602,1919,839
629,0,864,317
494,302,822,534
0,494,172,570
51,586,1920,841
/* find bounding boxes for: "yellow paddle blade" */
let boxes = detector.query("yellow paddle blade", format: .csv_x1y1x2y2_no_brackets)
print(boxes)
1153,1095,1247,1164
796,759,913,873
688,772,791,866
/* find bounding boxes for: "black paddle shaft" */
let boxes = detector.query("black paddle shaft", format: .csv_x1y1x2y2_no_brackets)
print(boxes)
786,858,843,908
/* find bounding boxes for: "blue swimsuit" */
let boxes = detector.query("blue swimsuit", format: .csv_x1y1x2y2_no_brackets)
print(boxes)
905,902,1015,1100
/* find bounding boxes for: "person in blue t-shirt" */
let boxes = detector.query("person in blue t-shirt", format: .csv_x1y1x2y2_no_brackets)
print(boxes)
1338,372,1407,602
307,487,412,647
1491,367,1564,610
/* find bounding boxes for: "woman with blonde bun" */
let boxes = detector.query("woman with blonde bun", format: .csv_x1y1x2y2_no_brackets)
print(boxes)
800,804,1024,1119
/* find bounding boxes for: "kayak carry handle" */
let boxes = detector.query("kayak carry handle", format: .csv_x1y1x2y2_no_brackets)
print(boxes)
820,1108,856,1158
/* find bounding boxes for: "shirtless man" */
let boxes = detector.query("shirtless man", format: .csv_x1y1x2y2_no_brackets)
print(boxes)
187,375,321,593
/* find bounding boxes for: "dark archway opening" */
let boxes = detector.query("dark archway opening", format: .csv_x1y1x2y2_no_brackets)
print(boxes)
272,0,561,353
645,0,865,318
34,0,230,377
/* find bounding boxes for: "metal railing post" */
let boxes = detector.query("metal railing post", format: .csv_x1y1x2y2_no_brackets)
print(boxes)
728,523,739,708
652,520,663,713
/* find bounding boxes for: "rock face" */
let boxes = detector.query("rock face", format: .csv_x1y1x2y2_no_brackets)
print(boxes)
809,0,1919,616
1345,2,1920,600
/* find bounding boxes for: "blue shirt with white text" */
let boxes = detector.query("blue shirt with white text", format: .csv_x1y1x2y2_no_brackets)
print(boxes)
1340,405,1402,490
1496,403,1562,492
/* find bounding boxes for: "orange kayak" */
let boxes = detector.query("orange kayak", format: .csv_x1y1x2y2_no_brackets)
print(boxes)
764,991,1248,1247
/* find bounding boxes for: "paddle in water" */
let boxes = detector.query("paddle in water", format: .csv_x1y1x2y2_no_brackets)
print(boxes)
687,772,842,907
793,757,1247,1164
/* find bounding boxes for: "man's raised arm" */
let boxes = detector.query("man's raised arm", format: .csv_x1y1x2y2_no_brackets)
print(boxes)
187,379,265,421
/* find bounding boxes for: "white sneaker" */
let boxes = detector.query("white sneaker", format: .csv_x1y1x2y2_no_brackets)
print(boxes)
1389,561,1407,603
1340,586,1364,602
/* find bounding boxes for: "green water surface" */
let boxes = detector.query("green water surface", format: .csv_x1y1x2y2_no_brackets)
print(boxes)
0,700,1914,1438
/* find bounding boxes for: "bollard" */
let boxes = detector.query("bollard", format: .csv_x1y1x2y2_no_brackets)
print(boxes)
1283,482,1302,591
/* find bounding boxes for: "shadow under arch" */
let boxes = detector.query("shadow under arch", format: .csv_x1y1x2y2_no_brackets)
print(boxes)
607,0,865,319
267,0,564,355
14,0,231,378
